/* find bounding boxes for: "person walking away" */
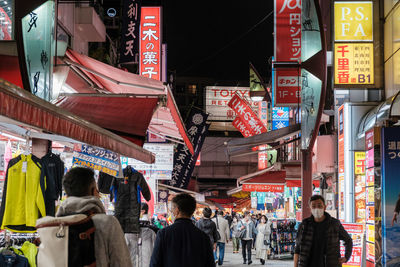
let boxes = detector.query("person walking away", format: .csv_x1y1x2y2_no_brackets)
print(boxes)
150,193,215,267
212,210,230,265
137,203,157,267
55,167,132,267
294,195,353,267
196,207,219,253
255,215,271,265
230,217,240,253
238,212,258,265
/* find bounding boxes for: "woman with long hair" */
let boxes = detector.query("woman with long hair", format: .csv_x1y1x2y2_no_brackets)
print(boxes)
255,215,271,265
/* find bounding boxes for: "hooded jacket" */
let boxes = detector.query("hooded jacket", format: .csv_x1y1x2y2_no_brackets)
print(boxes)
294,212,353,267
196,218,219,246
56,196,132,267
113,166,151,233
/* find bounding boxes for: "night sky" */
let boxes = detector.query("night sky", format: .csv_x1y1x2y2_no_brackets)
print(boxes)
162,1,274,83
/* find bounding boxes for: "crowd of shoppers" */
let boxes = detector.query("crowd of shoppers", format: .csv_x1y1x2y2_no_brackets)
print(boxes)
44,167,352,267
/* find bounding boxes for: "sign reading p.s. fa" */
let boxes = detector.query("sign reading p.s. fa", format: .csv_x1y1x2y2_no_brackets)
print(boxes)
334,2,373,42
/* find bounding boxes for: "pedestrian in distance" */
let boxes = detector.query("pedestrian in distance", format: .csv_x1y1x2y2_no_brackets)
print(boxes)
237,211,258,265
294,195,353,267
150,193,215,267
196,207,219,252
212,210,230,265
230,217,241,253
255,215,271,265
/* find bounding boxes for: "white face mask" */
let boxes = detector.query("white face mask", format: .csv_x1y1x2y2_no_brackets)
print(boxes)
311,208,324,219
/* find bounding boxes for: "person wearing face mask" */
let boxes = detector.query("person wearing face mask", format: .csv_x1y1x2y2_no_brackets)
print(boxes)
150,193,215,267
230,217,241,253
56,167,132,267
294,195,353,267
255,215,271,265
237,212,258,265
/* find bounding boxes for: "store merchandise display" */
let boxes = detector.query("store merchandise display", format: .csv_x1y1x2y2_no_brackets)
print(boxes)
269,219,297,259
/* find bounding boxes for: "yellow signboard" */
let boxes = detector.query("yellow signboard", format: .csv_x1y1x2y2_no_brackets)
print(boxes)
335,2,373,41
334,43,374,85
354,152,366,174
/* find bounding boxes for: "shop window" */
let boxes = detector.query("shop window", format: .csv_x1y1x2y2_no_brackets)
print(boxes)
0,0,13,40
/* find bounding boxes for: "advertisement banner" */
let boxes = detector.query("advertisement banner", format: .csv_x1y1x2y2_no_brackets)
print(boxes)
139,7,161,80
334,43,374,85
366,168,374,187
381,127,400,265
338,105,345,221
258,145,277,170
167,110,209,188
341,223,364,267
232,116,253,138
124,143,174,180
228,93,267,135
120,0,141,64
366,242,375,263
72,144,120,177
272,107,290,130
334,1,373,42
274,0,301,62
205,86,258,121
274,69,301,106
0,7,12,40
242,184,284,193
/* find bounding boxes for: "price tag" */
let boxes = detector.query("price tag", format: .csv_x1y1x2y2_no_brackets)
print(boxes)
22,161,27,173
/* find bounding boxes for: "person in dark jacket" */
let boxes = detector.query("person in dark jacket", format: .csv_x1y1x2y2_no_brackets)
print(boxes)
196,207,219,250
294,195,353,267
150,193,215,267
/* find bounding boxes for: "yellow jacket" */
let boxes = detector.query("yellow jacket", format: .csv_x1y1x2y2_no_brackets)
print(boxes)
0,154,46,232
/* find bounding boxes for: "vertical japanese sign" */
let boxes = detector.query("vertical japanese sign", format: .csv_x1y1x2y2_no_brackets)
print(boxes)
334,43,374,85
274,0,301,106
381,127,400,266
140,7,161,80
365,128,375,265
22,1,55,101
354,152,366,224
228,93,267,136
338,105,345,221
167,110,209,188
334,1,374,87
341,223,364,267
232,116,253,137
120,0,141,64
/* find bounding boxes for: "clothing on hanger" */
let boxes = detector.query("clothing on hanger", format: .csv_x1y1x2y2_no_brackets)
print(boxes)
0,154,46,233
40,152,64,216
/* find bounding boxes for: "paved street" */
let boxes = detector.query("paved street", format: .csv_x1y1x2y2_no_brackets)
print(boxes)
221,242,293,267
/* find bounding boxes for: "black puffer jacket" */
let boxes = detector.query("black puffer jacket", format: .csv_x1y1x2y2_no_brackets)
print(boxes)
294,212,353,267
113,166,151,233
196,218,219,246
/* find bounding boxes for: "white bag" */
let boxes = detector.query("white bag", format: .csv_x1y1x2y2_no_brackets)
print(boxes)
35,214,89,267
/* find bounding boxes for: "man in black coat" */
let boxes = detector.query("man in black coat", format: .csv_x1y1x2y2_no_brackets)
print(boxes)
294,195,353,267
150,193,215,267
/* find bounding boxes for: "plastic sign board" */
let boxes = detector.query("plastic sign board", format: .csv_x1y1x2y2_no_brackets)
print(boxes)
341,223,364,267
274,0,301,62
334,43,374,85
274,69,301,106
242,183,284,193
120,0,140,63
205,86,258,121
139,7,161,80
334,2,373,42
228,93,267,135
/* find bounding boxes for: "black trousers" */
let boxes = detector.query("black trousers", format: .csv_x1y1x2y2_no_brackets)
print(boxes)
241,239,252,261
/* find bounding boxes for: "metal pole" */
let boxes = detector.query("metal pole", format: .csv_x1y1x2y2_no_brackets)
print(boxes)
301,149,313,219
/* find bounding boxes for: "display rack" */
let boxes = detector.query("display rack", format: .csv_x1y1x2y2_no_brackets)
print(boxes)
269,219,297,259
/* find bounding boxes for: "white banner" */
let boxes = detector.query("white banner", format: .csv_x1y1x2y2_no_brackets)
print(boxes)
205,86,259,121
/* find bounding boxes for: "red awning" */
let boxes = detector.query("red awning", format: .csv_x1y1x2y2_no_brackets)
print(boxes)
63,50,194,154
0,79,155,163
286,179,321,188
56,94,159,147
